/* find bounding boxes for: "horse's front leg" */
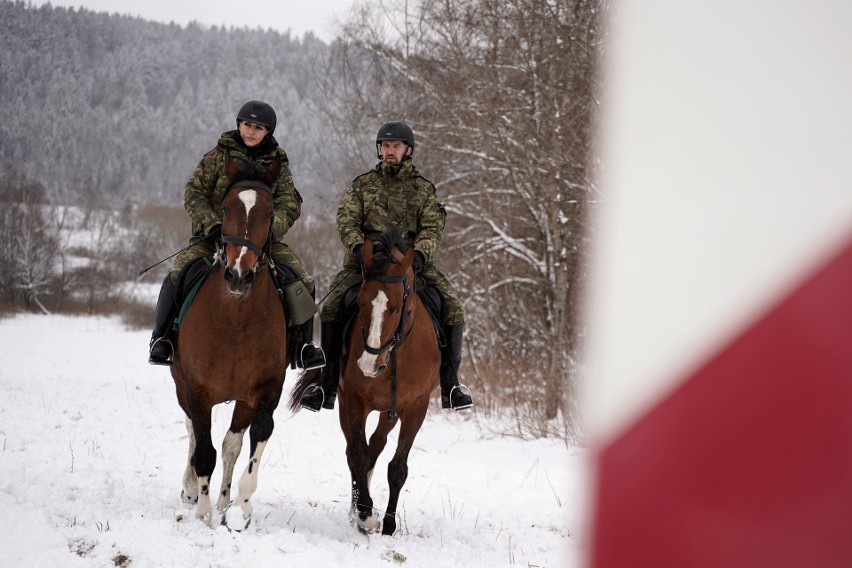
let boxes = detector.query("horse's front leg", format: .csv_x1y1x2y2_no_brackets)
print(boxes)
188,403,216,526
217,428,245,512
222,389,281,531
382,405,427,536
217,401,253,512
343,408,380,533
181,417,198,504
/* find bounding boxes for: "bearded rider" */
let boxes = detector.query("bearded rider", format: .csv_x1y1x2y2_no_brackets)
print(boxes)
299,121,474,412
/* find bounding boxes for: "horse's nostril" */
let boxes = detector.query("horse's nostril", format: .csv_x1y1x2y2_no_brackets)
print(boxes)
224,268,235,282
376,364,387,375
244,270,254,284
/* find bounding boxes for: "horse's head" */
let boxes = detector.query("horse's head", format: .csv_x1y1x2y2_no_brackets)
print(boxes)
218,181,274,296
356,225,415,377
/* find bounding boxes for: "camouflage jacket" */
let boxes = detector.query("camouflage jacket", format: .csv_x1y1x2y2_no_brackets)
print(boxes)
337,159,446,263
184,130,302,242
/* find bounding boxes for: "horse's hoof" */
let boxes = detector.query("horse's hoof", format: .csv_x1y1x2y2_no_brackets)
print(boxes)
356,514,381,534
216,496,231,513
381,513,399,536
222,506,252,532
197,511,213,528
356,523,377,535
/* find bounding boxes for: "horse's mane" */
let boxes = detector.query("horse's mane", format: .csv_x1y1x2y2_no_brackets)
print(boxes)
371,224,408,271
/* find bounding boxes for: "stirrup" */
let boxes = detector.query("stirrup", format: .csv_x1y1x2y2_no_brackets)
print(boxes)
442,384,473,411
300,385,326,412
148,337,174,366
299,342,326,371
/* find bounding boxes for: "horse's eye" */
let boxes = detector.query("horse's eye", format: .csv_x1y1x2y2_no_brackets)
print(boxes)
268,213,274,220
222,207,228,214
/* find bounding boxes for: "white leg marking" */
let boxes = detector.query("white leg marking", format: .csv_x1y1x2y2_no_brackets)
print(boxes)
217,429,245,512
356,510,382,533
182,417,197,503
224,440,268,530
357,290,388,377
196,475,213,526
354,456,381,533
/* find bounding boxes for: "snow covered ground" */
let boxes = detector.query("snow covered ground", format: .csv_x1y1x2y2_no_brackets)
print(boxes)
0,314,585,567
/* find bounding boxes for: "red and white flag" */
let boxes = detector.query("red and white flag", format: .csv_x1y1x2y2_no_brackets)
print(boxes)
586,2,852,566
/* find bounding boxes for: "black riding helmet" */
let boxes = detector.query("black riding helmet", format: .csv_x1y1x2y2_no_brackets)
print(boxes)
237,100,277,136
375,121,414,159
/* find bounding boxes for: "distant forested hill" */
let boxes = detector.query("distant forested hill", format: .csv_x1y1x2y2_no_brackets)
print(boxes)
0,0,338,207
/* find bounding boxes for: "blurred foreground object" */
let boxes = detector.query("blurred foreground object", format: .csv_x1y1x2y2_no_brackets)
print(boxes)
586,1,852,566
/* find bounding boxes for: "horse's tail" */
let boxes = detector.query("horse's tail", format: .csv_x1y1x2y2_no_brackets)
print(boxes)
287,368,323,413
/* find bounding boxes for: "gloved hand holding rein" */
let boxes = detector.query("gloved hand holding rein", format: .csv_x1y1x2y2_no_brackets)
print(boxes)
412,250,425,272
205,223,222,242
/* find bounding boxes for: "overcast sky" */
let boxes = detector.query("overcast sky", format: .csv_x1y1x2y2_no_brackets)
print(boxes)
28,0,357,42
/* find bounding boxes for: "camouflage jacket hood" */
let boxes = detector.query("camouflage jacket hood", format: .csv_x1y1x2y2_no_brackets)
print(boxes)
336,158,446,263
183,130,302,242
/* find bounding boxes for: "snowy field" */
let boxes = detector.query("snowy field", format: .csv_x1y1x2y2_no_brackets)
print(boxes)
0,314,585,567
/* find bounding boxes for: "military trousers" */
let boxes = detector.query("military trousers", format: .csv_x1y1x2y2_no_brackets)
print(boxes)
320,259,464,326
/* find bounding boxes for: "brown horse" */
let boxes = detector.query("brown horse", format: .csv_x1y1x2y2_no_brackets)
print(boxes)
291,225,440,536
171,180,289,530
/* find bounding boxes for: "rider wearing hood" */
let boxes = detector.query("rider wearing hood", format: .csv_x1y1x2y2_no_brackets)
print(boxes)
148,100,324,372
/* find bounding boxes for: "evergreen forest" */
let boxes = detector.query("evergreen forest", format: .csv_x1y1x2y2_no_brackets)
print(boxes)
0,0,336,207
0,0,606,442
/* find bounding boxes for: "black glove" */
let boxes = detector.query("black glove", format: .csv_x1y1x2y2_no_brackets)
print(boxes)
352,243,363,264
205,223,222,242
413,250,425,272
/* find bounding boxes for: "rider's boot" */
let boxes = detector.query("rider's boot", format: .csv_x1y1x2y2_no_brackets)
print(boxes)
300,320,343,412
440,323,473,410
298,317,326,371
149,274,178,366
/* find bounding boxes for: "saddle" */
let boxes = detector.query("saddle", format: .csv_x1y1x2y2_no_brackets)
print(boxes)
173,257,214,329
171,256,315,329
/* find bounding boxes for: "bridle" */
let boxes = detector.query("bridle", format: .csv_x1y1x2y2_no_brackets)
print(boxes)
358,256,416,420
359,270,413,357
218,228,271,274
215,181,274,274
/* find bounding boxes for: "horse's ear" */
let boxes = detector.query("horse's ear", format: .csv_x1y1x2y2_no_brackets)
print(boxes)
400,247,414,270
225,153,240,180
260,160,277,186
362,240,375,269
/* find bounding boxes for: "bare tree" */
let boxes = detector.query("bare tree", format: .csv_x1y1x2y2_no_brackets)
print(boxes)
325,0,605,441
0,180,60,314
